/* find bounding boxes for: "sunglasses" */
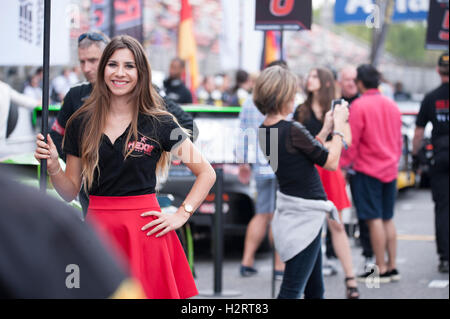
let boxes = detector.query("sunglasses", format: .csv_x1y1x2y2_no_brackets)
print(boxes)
78,32,108,44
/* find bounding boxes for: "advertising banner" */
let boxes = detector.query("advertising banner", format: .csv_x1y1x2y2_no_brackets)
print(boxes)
425,0,449,50
91,0,143,42
0,0,70,65
255,0,312,31
334,0,429,23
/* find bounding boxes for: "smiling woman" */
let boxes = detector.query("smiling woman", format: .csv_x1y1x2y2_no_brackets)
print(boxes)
104,49,138,97
34,35,216,299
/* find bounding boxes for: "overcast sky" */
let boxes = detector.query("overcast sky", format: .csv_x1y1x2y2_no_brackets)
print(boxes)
313,0,336,9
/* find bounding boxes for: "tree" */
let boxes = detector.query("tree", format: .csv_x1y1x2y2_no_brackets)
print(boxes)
334,22,441,66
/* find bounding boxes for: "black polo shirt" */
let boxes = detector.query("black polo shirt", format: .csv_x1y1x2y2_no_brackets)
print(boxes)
416,82,449,171
50,82,92,160
51,82,195,160
163,78,193,104
342,93,360,106
416,83,449,148
63,113,188,196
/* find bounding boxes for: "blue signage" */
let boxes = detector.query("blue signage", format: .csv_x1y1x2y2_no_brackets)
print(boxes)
334,0,429,24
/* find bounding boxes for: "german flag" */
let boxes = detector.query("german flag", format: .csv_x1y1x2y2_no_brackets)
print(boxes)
178,0,199,97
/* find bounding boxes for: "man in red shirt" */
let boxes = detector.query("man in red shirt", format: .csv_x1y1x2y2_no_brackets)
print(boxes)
341,64,403,283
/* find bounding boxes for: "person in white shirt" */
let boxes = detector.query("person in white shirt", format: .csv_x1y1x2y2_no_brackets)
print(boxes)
9,72,44,141
23,73,43,101
0,80,40,145
51,68,73,103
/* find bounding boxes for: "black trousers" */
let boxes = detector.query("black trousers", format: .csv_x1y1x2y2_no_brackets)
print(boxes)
430,167,449,262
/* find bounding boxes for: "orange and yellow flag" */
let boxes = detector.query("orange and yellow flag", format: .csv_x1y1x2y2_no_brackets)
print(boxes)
262,31,283,69
178,0,199,95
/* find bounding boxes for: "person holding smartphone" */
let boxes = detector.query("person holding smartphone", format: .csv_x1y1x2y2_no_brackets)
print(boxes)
294,67,358,299
255,65,349,299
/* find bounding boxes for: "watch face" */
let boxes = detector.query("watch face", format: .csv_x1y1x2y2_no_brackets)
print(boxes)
184,204,193,213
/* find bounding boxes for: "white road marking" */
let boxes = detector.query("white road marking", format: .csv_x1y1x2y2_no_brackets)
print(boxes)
428,280,449,288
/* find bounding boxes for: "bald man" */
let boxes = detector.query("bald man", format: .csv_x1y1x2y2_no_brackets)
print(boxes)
339,66,359,105
338,65,374,270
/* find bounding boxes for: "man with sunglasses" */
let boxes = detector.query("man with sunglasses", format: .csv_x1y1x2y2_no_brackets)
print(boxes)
50,31,109,159
49,32,110,216
50,32,195,216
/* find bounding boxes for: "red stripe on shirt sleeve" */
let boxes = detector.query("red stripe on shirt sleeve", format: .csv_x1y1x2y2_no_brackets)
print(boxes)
51,119,65,136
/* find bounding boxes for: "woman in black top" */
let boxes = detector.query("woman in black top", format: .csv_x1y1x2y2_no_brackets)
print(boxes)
35,35,216,299
295,67,359,299
254,65,349,299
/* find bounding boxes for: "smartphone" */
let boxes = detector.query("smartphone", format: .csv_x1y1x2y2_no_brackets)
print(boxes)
331,99,344,112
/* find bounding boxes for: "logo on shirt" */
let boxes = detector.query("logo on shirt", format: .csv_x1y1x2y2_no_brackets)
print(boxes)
436,99,449,123
127,136,154,156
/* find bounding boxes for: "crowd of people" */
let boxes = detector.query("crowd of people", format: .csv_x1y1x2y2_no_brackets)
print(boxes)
235,60,403,299
238,53,448,299
0,29,448,299
162,58,257,108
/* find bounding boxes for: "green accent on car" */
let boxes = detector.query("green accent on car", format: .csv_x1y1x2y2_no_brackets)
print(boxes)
0,152,39,165
181,105,241,113
32,104,241,128
32,105,61,126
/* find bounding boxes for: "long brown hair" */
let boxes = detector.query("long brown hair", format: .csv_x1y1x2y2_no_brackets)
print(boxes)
295,67,335,124
64,35,182,192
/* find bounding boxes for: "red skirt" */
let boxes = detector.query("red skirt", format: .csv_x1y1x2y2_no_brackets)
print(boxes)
316,165,351,211
87,194,198,299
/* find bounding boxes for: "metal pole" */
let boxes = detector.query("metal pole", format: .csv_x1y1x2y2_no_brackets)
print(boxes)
40,0,51,193
213,167,224,294
271,246,276,298
279,29,284,60
109,0,115,38
371,0,394,67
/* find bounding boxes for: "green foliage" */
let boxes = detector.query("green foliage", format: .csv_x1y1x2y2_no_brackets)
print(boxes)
385,22,441,65
333,22,441,66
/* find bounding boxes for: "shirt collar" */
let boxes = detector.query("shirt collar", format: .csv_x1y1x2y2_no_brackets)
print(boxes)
363,88,381,96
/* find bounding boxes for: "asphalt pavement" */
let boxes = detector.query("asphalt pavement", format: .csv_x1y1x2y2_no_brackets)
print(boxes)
192,187,449,299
